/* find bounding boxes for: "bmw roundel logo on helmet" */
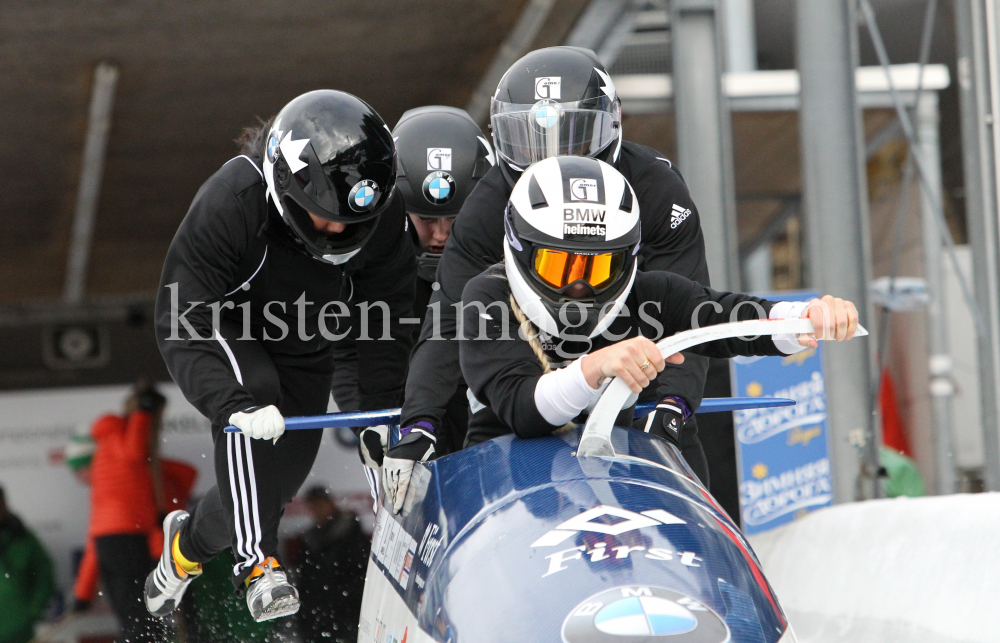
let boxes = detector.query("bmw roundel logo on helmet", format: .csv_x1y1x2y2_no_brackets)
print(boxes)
266,133,280,162
422,171,456,205
531,99,562,130
348,179,381,212
562,586,730,643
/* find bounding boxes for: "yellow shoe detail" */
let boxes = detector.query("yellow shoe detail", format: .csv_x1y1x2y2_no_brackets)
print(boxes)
244,556,279,587
172,532,202,576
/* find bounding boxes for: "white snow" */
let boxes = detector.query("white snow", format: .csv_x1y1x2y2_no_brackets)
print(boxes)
749,493,1000,643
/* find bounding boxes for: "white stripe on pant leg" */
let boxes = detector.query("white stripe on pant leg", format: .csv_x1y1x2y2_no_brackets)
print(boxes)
227,433,248,576
233,434,258,572
241,434,266,567
215,314,258,572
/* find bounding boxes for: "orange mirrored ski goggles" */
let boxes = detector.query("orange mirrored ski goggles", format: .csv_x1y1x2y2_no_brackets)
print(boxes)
533,248,625,291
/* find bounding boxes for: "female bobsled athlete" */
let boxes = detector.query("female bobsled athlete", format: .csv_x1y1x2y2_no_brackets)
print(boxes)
454,156,856,463
146,90,415,621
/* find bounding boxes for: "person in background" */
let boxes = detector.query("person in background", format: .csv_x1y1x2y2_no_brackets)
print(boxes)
72,381,170,643
288,487,369,643
72,386,198,632
0,485,55,643
65,432,96,486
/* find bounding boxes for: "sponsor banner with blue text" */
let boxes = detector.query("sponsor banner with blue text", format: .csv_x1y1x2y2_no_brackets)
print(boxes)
732,291,833,535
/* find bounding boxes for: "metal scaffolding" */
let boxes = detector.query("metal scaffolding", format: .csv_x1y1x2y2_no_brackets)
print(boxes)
796,0,879,501
670,0,740,291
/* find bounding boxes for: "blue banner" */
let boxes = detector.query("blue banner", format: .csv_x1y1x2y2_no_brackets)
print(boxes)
731,291,833,535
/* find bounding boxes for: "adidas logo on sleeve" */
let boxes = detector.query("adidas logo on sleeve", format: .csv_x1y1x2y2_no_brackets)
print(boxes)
670,204,691,229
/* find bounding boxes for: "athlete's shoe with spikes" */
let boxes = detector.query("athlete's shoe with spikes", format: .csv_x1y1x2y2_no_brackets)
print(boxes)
245,557,300,622
144,510,202,616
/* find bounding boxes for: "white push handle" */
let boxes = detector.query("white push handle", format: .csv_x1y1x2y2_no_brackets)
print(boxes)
576,318,868,458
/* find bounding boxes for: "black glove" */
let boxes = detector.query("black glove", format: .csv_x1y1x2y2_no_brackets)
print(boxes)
137,386,167,413
357,425,389,469
642,398,686,447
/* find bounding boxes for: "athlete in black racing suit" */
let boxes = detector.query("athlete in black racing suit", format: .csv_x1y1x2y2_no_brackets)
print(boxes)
146,91,414,622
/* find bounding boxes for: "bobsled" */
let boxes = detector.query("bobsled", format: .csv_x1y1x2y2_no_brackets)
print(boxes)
357,319,865,643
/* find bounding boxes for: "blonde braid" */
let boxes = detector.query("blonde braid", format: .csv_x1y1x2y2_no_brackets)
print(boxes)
509,294,551,374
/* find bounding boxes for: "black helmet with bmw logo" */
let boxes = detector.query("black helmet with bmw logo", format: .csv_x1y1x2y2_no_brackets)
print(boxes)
392,105,495,217
490,46,622,188
504,156,639,340
263,90,397,265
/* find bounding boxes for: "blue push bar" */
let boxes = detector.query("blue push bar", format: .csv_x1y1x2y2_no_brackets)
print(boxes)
223,396,794,433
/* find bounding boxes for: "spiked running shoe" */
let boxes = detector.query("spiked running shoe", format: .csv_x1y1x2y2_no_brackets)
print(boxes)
246,557,299,622
144,510,201,616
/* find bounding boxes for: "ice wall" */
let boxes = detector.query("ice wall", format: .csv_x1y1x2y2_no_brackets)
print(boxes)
749,493,1000,643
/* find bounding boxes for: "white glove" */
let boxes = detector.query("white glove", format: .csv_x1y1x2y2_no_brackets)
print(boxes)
358,424,390,469
382,456,416,514
228,405,285,441
381,430,435,513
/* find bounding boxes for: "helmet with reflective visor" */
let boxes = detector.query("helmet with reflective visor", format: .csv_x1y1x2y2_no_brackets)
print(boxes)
491,47,622,187
263,90,397,265
504,156,640,340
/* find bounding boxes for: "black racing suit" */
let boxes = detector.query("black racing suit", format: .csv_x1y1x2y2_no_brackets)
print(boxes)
460,267,787,446
330,229,471,455
154,155,415,587
402,142,712,475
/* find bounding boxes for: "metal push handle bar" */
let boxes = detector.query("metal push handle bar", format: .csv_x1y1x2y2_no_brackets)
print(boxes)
576,318,868,458
222,396,796,433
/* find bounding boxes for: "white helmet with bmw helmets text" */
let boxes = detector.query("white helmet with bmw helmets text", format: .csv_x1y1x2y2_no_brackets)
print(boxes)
504,156,640,340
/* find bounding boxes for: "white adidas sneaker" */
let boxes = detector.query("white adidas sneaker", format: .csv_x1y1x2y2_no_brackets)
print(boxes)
245,557,300,622
144,510,202,616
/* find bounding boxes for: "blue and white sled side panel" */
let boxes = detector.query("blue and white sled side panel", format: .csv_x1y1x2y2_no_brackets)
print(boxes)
358,428,796,643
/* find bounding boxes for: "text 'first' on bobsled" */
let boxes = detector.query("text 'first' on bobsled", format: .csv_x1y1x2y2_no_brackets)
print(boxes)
356,319,866,643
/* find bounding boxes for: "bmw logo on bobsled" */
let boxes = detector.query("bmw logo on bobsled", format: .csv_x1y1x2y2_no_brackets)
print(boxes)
358,427,796,643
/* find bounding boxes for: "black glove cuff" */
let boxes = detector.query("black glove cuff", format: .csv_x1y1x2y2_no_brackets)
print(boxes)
648,404,684,447
387,431,435,461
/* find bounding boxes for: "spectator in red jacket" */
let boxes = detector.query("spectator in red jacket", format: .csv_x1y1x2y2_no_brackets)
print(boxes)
71,381,195,643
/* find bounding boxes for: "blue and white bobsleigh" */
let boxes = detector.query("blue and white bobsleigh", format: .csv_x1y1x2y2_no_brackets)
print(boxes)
357,320,844,643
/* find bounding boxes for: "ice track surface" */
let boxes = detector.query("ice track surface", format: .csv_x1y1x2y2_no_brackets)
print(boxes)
749,492,1000,643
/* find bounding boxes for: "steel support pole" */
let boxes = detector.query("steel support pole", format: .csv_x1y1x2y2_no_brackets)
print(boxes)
671,0,740,291
64,62,118,305
796,0,879,501
465,0,556,124
722,0,756,73
917,92,957,494
955,0,1000,490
